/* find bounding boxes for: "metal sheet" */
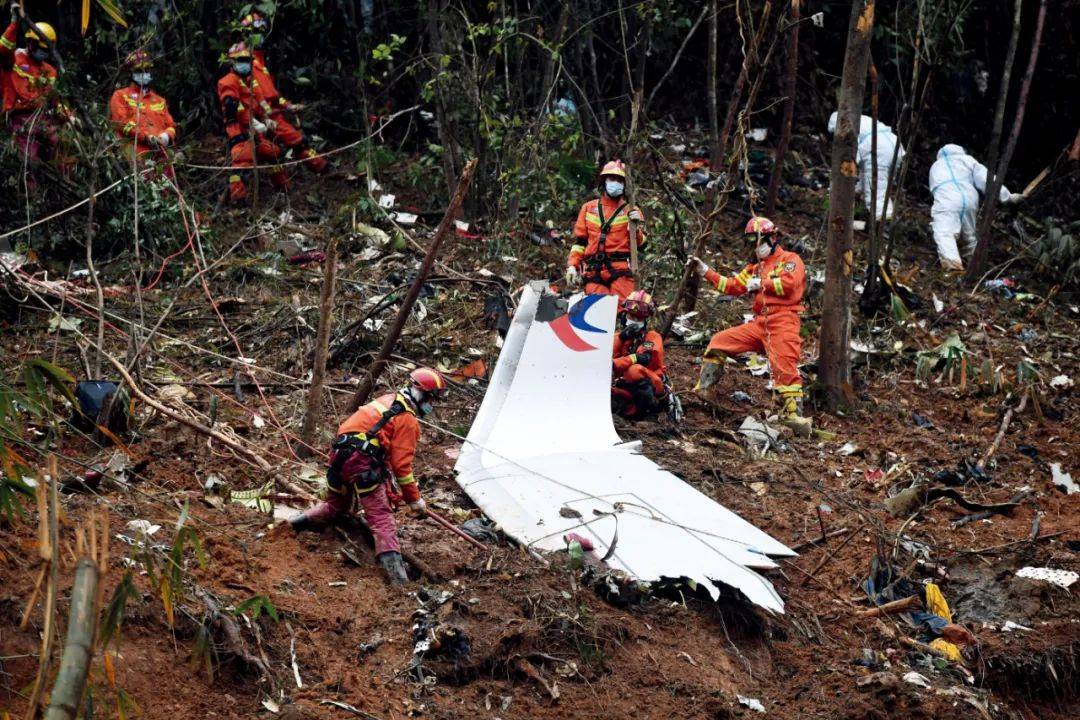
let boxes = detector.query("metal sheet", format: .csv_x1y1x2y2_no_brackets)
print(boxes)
456,282,794,613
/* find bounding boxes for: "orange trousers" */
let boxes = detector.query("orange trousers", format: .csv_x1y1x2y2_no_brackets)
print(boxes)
228,136,288,201
269,112,326,172
705,310,802,393
612,364,666,418
582,260,635,299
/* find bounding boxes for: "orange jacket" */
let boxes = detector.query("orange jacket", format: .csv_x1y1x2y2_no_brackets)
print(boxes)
252,50,289,113
568,196,647,268
109,85,176,149
216,70,269,140
705,246,806,314
613,328,666,377
0,22,59,114
337,393,421,499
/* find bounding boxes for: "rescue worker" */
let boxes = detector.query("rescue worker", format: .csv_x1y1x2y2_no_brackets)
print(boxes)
690,216,811,435
287,368,448,584
611,290,669,420
237,12,326,173
828,111,904,221
108,49,177,177
565,160,646,299
928,144,1023,271
216,41,289,202
1,4,71,169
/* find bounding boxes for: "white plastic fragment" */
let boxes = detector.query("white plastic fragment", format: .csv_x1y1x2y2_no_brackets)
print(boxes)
738,695,766,713
252,414,266,429
378,193,396,208
1001,621,1033,632
1015,567,1078,589
903,671,932,689
1049,374,1073,389
126,519,161,537
838,442,859,456
739,416,781,450
1050,463,1077,494
391,211,418,225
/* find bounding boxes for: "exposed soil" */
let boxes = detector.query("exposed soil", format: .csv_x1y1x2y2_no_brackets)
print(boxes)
1,136,1078,720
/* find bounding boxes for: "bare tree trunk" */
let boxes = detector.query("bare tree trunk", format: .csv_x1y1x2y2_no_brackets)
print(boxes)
717,0,773,168
85,171,105,379
764,0,801,216
298,236,338,457
819,0,875,412
348,159,478,412
706,0,720,166
426,0,460,194
966,0,1046,281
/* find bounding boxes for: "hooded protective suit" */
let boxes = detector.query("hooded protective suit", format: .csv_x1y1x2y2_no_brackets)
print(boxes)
928,144,1015,269
828,111,904,220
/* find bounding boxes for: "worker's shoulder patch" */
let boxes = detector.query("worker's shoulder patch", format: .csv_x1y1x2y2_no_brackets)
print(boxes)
642,342,655,350
783,261,797,273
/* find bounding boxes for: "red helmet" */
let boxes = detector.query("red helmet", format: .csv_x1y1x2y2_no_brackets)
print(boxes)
239,12,267,30
124,49,152,70
409,367,448,399
622,290,655,320
744,216,777,237
227,42,254,60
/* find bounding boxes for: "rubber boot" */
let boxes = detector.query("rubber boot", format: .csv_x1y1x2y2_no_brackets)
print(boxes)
301,147,327,173
694,359,722,392
780,395,813,438
288,511,319,533
377,551,409,585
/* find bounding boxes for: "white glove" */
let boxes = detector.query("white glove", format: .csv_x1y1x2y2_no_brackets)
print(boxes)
1007,192,1024,204
157,132,171,147
264,118,278,132
688,256,708,278
565,265,580,286
628,207,643,222
408,498,428,518
746,277,762,292
251,118,268,134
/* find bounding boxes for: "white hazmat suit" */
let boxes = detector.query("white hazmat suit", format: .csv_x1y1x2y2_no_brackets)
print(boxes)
928,144,1020,270
828,111,904,221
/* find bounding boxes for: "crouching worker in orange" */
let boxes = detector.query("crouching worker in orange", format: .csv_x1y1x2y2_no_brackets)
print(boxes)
611,290,671,420
108,50,176,178
217,42,288,202
690,216,812,435
565,159,646,299
287,368,448,584
236,12,326,173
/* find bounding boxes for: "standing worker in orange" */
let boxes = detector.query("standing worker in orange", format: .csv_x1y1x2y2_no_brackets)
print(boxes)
236,12,326,173
108,50,177,177
690,216,811,435
1,4,72,171
611,290,671,420
286,368,448,584
566,160,646,299
216,41,289,202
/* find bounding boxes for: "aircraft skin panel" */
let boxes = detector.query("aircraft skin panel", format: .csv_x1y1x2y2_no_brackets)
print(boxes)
456,283,793,613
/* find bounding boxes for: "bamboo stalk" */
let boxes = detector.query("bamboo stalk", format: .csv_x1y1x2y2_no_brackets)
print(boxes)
25,458,60,720
43,556,99,720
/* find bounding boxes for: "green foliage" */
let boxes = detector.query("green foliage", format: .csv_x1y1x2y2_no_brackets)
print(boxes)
100,570,139,648
915,333,967,383
233,594,279,622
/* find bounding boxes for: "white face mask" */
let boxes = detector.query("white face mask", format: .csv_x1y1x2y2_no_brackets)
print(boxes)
604,180,624,198
756,242,773,260
133,72,152,87
233,61,252,75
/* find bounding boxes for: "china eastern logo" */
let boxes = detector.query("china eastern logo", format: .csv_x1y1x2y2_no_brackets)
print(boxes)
546,294,607,352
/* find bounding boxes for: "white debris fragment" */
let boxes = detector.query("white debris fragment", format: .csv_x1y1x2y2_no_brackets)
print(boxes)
746,128,768,142
737,696,766,713
932,293,944,313
1050,463,1078,494
1049,374,1073,389
1015,567,1078,589
378,193,396,208
838,442,859,456
1001,621,1033,632
252,414,266,429
739,416,781,450
903,671,932,689
391,211,418,225
126,519,161,537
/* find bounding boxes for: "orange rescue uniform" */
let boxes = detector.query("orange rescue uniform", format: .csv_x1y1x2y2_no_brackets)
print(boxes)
216,69,288,200
703,247,806,397
569,196,647,299
0,22,57,113
337,393,421,503
108,84,176,156
612,329,667,417
251,50,325,172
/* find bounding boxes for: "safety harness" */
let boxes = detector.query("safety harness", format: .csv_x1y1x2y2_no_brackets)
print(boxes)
583,200,634,285
327,397,410,492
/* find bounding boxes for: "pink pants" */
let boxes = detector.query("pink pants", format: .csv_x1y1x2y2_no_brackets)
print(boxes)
305,483,400,555
8,110,60,163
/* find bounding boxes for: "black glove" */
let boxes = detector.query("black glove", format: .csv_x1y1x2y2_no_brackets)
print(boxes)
619,327,642,343
634,350,653,367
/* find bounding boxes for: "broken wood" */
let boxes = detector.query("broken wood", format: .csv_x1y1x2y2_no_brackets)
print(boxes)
516,657,560,701
348,158,477,411
43,557,99,720
298,235,339,456
856,593,920,618
977,392,1029,471
789,527,850,553
799,524,864,587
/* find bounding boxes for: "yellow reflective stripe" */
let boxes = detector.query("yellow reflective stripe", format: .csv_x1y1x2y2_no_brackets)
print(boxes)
772,277,784,296
0,36,14,50
716,276,728,292
370,400,388,413
228,174,242,183
735,270,752,285
585,212,600,225
396,473,416,485
570,244,586,255
12,65,52,82
775,384,802,396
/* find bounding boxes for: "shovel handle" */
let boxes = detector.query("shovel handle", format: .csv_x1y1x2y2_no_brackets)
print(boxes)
424,509,489,551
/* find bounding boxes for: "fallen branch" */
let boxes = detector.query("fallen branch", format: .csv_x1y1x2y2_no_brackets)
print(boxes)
977,392,1029,472
198,590,274,680
799,524,864,587
856,594,921,619
789,527,850,553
